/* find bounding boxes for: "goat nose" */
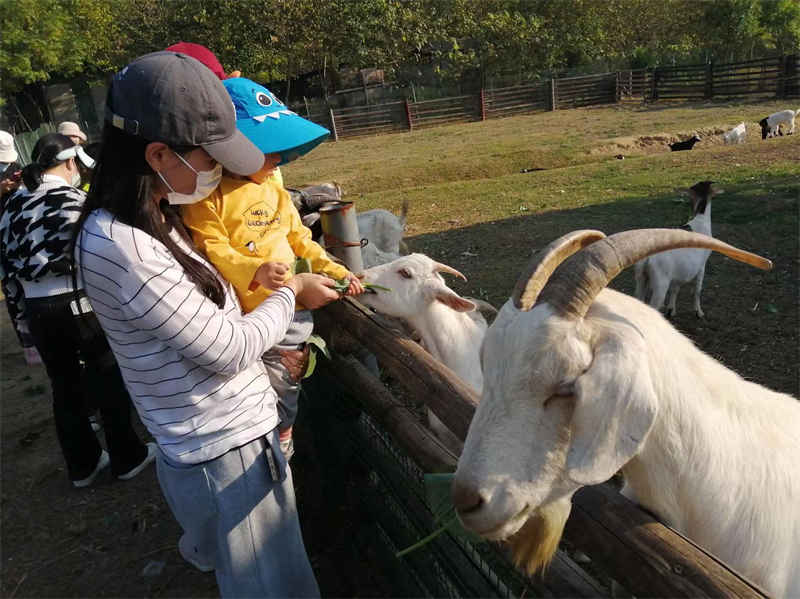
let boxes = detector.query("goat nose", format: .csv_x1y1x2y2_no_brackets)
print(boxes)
452,479,485,515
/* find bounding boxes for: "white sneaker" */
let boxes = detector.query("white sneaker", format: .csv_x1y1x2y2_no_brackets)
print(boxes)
178,534,215,572
73,450,110,488
117,442,157,481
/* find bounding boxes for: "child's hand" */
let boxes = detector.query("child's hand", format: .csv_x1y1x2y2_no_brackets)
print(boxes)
254,261,290,290
343,272,365,296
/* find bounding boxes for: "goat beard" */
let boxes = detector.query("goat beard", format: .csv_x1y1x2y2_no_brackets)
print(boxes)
506,497,572,575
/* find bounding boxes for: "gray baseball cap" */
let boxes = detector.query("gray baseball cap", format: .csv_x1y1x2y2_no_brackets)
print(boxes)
107,51,264,175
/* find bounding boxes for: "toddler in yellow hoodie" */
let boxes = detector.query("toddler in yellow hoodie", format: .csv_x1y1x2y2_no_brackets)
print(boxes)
183,78,363,460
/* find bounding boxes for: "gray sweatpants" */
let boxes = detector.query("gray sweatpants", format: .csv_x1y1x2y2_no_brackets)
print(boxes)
261,310,314,430
155,429,320,598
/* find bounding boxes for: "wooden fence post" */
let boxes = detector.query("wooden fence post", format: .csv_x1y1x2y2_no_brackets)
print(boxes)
550,78,557,110
479,88,487,120
651,67,659,101
615,72,621,102
777,54,787,99
404,99,414,131
328,107,339,141
705,61,714,99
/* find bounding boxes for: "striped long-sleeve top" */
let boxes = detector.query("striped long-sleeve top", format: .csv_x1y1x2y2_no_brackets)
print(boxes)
76,208,294,464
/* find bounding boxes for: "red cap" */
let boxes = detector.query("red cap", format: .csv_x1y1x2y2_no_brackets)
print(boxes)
165,42,227,80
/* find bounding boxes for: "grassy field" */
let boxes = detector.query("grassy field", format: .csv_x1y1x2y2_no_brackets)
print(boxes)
284,99,799,396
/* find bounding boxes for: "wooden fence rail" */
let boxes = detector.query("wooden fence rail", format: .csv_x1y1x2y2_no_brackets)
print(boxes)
312,298,770,598
303,54,798,140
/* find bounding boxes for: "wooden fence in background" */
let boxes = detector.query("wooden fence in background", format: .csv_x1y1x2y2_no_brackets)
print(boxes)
301,53,799,139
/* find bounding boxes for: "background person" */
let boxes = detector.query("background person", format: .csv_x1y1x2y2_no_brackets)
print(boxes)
0,132,154,487
57,121,87,145
0,132,41,364
71,51,339,597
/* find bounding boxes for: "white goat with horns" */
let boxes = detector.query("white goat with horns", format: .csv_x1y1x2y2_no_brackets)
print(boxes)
453,229,799,597
359,253,490,443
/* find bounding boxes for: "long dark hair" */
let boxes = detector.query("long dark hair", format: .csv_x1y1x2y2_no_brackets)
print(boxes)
69,124,226,308
21,133,76,190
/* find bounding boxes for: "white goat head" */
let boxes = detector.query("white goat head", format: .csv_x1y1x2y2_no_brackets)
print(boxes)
453,229,772,575
359,253,474,318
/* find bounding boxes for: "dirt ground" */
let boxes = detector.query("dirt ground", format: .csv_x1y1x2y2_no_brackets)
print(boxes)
0,306,393,598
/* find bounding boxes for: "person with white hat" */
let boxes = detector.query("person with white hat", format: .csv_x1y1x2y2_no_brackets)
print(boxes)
0,129,19,168
57,121,87,145
0,131,155,488
0,130,21,199
68,51,340,597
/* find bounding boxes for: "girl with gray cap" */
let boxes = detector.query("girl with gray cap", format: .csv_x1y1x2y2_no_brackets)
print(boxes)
69,51,339,598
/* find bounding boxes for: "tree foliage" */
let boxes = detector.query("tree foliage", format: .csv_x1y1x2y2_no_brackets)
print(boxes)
1,0,798,100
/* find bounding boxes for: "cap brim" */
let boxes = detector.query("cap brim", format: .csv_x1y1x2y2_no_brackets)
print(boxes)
0,149,18,163
236,113,329,165
202,128,264,175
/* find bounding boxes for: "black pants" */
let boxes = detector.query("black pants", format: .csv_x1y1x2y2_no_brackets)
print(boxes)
26,292,147,481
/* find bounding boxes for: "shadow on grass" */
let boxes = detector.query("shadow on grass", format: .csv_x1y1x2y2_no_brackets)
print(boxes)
406,175,798,396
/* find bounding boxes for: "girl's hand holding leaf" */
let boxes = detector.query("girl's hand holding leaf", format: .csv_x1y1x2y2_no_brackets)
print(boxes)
284,273,340,309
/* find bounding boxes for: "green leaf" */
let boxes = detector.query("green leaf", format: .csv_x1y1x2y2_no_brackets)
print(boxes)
306,333,331,360
395,473,483,558
364,283,392,293
333,278,351,293
303,347,318,379
292,257,313,274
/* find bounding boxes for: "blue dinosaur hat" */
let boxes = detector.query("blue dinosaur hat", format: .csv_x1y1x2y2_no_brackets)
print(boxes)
223,77,330,166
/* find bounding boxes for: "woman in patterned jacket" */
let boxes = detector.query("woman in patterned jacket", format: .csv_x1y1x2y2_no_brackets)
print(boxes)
0,132,154,487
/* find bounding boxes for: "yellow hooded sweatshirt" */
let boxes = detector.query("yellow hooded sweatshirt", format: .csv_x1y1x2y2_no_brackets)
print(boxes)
182,176,347,313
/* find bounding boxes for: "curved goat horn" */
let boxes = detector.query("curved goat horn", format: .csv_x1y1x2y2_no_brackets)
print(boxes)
537,229,772,320
433,261,467,281
512,230,606,311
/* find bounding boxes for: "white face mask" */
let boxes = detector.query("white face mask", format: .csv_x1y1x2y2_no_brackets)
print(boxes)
70,159,81,187
157,150,222,205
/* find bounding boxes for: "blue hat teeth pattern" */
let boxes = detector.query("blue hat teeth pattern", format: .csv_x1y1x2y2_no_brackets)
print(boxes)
253,109,296,123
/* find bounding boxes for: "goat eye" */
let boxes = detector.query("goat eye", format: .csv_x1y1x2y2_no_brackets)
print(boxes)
398,268,412,279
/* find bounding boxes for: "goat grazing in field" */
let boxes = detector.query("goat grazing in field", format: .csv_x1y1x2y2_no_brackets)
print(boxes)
759,109,798,139
668,134,701,151
634,180,721,318
723,122,747,145
359,254,490,442
452,228,800,597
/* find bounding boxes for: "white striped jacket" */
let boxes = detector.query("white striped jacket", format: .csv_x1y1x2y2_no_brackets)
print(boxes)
77,208,294,464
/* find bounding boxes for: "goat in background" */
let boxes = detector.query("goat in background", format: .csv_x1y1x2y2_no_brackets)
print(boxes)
634,180,721,318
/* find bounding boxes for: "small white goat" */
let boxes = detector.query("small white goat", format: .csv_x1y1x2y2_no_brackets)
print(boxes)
723,122,746,144
759,109,798,139
453,229,799,597
358,201,408,268
634,180,721,318
359,254,489,441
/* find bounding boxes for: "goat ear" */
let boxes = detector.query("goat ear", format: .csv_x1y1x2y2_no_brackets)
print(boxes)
566,338,658,486
434,287,476,312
